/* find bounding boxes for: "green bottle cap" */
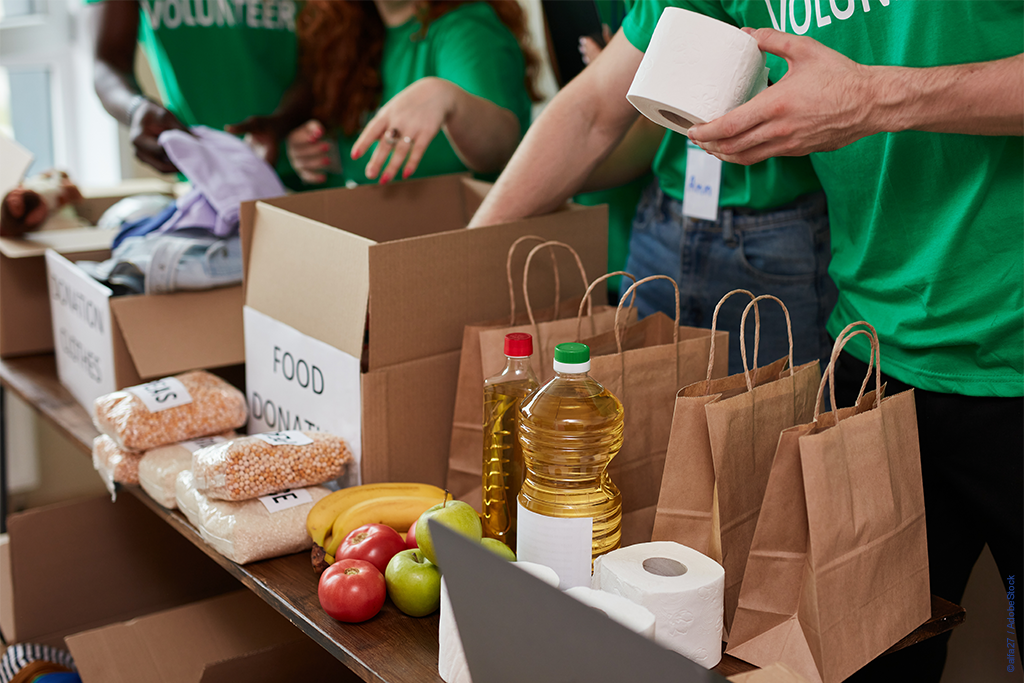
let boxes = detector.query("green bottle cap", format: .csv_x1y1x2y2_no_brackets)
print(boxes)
554,342,590,365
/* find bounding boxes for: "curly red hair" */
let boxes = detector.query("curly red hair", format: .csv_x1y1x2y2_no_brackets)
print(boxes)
298,1,540,136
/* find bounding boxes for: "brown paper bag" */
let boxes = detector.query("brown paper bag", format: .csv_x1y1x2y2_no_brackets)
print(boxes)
446,238,631,508
652,292,822,638
726,322,930,683
729,663,814,683
581,275,729,546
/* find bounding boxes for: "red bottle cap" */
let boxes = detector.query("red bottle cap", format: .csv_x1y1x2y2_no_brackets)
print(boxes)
504,332,533,357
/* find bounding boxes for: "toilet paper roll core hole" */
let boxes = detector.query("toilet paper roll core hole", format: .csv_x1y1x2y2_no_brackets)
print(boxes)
643,557,688,577
658,109,696,131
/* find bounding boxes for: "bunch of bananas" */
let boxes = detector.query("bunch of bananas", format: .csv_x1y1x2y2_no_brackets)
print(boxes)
306,482,447,560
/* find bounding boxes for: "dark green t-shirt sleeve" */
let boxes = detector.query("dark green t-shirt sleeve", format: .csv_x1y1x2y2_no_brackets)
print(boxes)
431,5,532,134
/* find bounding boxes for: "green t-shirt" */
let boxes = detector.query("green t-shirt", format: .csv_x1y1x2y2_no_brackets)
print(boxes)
621,0,821,209
88,0,300,182
319,2,532,188
674,0,1024,397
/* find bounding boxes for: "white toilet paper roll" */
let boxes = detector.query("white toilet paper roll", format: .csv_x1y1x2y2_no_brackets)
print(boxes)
626,8,770,135
438,561,560,683
565,586,657,639
592,542,725,668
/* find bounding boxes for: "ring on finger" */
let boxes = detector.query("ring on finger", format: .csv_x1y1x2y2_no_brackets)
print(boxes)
401,136,414,145
383,128,400,145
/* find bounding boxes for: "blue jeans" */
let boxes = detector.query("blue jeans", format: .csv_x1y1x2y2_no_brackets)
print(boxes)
623,181,837,376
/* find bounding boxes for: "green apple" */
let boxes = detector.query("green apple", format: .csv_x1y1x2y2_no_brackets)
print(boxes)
480,537,516,561
384,549,441,617
415,497,483,567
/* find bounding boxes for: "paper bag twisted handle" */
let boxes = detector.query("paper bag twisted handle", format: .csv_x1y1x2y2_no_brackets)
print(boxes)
574,271,638,341
739,295,794,393
614,274,681,389
705,289,760,392
522,241,591,369
813,321,883,422
506,235,560,326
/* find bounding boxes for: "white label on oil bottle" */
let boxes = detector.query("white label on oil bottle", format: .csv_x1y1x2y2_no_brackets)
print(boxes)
516,502,593,590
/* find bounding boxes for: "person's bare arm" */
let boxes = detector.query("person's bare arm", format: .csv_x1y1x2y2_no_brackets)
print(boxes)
468,29,645,227
580,116,662,193
688,28,1024,166
91,0,188,172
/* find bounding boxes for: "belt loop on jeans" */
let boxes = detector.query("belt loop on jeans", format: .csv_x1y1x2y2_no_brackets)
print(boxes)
721,207,738,247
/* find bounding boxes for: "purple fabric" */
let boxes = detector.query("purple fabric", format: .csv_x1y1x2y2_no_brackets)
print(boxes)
157,126,285,237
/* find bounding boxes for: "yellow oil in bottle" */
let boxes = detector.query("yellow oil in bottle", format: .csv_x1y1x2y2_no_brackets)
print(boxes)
517,342,623,576
481,333,538,551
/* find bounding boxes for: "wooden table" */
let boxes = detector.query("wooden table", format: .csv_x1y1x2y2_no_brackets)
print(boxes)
0,354,965,682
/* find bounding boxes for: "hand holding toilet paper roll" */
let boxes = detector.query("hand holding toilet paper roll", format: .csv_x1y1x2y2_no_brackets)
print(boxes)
592,541,725,669
565,587,657,639
627,8,770,135
439,561,560,683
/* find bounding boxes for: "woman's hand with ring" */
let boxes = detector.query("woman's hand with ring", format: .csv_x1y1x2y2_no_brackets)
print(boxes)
351,77,458,184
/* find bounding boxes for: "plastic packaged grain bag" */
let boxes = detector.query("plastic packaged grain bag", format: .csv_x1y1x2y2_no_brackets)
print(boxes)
93,371,247,451
92,435,144,498
192,431,353,501
137,432,235,509
175,470,330,564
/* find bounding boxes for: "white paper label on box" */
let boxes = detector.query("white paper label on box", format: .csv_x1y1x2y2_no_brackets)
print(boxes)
244,306,363,484
682,140,723,222
516,502,593,590
180,435,228,454
257,487,314,513
253,430,314,447
125,376,193,412
45,249,117,409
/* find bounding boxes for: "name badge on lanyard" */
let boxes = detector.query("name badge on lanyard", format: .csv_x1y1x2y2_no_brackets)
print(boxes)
682,140,723,221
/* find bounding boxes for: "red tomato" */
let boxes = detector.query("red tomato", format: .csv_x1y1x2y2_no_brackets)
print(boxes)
335,524,407,574
318,559,386,623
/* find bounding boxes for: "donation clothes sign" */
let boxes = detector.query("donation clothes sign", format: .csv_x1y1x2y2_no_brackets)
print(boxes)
45,249,117,408
243,306,362,485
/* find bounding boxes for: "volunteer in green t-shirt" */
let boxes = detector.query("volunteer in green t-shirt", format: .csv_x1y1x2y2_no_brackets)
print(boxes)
685,2,1023,681
470,0,836,376
232,1,536,189
90,0,298,178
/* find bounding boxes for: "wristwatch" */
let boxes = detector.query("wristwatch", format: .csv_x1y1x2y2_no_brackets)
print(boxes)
125,94,148,126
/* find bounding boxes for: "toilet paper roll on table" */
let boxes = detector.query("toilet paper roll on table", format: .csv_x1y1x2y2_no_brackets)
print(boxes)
592,541,725,669
626,7,771,135
439,561,560,683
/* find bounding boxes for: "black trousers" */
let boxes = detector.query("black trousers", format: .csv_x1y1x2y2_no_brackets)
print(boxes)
831,349,1023,682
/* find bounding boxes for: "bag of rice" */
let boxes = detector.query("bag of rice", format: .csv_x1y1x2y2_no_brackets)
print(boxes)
175,470,330,564
138,432,235,509
192,431,353,501
92,435,144,498
93,370,247,451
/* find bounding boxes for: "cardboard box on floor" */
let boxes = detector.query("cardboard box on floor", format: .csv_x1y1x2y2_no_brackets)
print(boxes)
0,180,176,358
0,494,238,648
67,591,360,683
240,173,608,487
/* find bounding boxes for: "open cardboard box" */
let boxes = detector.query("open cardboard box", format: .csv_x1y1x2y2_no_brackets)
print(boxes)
66,591,359,683
240,173,608,487
0,180,176,358
0,494,238,648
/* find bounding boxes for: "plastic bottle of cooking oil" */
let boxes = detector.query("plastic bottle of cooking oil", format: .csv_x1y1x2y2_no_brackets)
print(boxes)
481,332,539,551
517,342,623,589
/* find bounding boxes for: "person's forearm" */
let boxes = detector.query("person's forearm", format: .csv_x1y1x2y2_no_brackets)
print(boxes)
94,59,144,126
443,88,523,174
469,78,635,226
580,116,662,193
267,80,315,137
871,54,1023,136
91,0,144,125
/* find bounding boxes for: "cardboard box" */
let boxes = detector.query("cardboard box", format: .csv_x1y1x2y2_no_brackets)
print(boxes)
45,247,244,410
66,591,359,683
1,494,238,648
0,180,175,358
240,174,608,486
